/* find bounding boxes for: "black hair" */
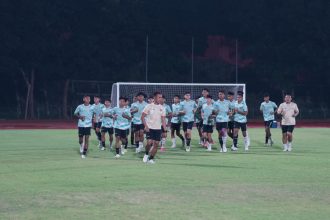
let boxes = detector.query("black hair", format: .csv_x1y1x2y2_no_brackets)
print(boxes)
83,95,90,98
228,91,234,96
104,98,111,102
184,91,191,95
153,91,162,97
263,93,270,97
237,91,244,96
202,88,209,92
119,96,127,101
136,92,146,98
94,95,100,98
219,90,226,94
174,95,180,99
206,95,212,99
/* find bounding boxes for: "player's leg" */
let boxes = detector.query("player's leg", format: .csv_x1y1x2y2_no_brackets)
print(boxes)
138,126,144,151
160,127,166,152
206,127,213,151
114,129,121,158
109,128,114,150
241,123,249,150
78,128,84,154
170,123,176,148
94,122,102,148
175,124,184,147
202,125,208,148
185,122,193,150
227,121,234,139
148,130,161,164
122,130,128,154
82,128,91,158
216,123,223,151
232,122,239,151
287,126,294,151
143,131,152,163
133,124,140,153
130,122,135,146
281,126,288,151
100,127,106,151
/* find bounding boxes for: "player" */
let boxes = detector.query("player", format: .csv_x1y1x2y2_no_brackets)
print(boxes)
130,95,138,146
198,88,210,107
201,95,216,151
260,93,278,146
180,91,197,152
148,96,154,104
277,93,299,152
100,98,114,151
159,96,172,152
232,91,250,151
170,95,185,148
91,95,104,148
130,92,147,153
112,97,132,158
213,90,230,152
141,92,167,164
227,91,235,143
194,96,203,145
74,95,93,159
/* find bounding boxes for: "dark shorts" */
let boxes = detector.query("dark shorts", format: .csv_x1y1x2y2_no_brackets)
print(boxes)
133,123,144,131
182,122,194,132
228,121,234,130
203,125,213,133
101,127,114,135
115,128,128,139
264,120,273,127
216,122,228,131
171,122,181,131
196,121,203,130
234,122,247,131
146,129,162,141
281,125,295,133
78,127,91,137
93,122,102,130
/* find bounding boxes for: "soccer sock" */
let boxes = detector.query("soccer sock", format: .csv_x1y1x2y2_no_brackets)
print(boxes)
124,139,128,149
172,138,176,146
222,136,227,148
161,138,166,147
219,137,223,148
131,133,134,145
96,131,101,141
177,133,184,141
135,141,139,149
265,136,269,144
244,136,248,145
288,142,292,147
186,138,191,146
149,155,154,160
102,141,105,147
83,146,87,155
115,147,120,154
233,136,238,147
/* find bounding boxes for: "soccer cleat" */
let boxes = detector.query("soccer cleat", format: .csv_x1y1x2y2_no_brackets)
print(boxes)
231,146,238,151
148,159,155,164
115,154,121,159
219,148,223,153
81,154,86,159
186,146,190,152
223,146,227,153
270,139,274,146
143,154,149,163
171,144,176,148
101,147,105,151
135,148,140,153
207,145,212,151
160,147,166,152
98,141,101,148
245,146,249,151
288,144,292,152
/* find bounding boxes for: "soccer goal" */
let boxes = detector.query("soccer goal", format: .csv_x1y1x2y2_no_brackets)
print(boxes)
110,82,246,107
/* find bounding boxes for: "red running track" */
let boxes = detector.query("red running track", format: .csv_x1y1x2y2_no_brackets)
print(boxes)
0,120,329,130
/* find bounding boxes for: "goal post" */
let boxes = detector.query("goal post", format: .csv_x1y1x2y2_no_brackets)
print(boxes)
111,82,246,107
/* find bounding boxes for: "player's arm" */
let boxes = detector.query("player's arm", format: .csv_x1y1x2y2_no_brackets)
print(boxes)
161,116,167,132
277,105,284,115
122,110,133,121
141,112,149,132
260,103,263,113
74,106,85,121
293,104,299,117
236,106,248,116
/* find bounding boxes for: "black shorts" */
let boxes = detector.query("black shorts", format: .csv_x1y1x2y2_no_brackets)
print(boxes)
133,123,144,131
281,125,295,133
78,127,91,137
228,121,234,130
101,127,114,135
182,122,194,132
115,128,128,139
203,125,213,133
93,122,102,130
264,120,273,127
146,129,162,141
234,122,247,131
216,122,228,131
171,122,181,131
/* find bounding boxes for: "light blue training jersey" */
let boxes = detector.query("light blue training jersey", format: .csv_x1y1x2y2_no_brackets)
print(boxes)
180,100,197,122
131,101,147,125
171,103,182,123
101,106,114,128
234,100,248,123
260,101,277,121
213,99,230,122
112,107,131,130
202,103,215,125
74,104,93,127
163,103,172,124
91,103,105,122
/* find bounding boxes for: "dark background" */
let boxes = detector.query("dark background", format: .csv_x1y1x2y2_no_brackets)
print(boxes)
1,0,329,119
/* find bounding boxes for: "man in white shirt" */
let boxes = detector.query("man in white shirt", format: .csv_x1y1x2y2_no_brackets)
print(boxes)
277,93,299,152
141,92,167,164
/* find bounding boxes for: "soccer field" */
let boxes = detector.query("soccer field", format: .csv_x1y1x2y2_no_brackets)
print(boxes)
0,128,329,220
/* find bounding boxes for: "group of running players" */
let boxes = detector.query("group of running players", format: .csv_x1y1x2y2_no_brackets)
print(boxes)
74,88,299,164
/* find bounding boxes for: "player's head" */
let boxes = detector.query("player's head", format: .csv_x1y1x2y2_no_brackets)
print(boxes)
153,91,163,104
202,88,209,97
148,96,154,104
184,92,191,100
173,95,180,103
284,93,292,103
104,98,111,107
206,94,212,104
218,90,226,100
263,93,270,102
119,96,127,107
195,96,201,104
227,91,234,101
159,95,165,104
94,95,100,104
136,92,146,102
83,95,90,104
237,91,244,102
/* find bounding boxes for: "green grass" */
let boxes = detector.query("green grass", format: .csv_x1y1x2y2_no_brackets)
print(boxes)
0,128,330,220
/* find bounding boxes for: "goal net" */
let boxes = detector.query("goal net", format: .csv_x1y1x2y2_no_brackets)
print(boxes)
111,82,245,107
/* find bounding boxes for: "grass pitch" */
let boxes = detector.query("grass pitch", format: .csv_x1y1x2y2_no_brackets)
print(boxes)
0,128,329,220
